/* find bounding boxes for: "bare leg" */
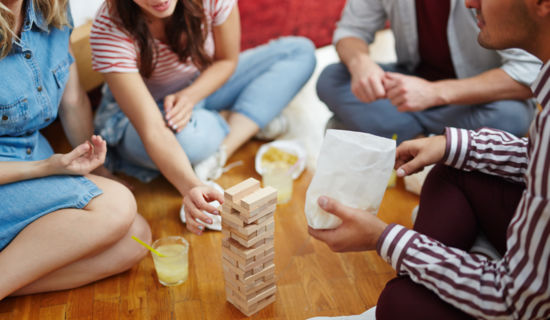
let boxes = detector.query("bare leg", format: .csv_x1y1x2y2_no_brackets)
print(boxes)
223,112,259,157
0,175,151,299
11,214,150,296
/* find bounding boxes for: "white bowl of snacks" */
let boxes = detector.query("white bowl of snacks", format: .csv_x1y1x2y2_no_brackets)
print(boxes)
255,140,307,180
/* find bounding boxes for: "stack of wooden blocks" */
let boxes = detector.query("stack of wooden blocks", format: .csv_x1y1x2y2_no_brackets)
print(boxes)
221,178,278,316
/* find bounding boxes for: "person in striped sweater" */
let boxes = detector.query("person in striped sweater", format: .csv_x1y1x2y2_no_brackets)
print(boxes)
309,0,550,318
90,0,316,235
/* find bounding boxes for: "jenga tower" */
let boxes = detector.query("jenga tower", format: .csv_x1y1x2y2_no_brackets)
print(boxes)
221,178,277,316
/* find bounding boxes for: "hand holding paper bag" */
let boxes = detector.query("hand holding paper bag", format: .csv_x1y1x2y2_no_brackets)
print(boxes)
305,130,396,229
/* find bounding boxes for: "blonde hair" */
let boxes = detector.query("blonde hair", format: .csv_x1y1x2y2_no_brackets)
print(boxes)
0,0,69,59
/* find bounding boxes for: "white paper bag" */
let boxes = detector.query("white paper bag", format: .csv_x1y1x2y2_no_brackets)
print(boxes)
305,130,396,229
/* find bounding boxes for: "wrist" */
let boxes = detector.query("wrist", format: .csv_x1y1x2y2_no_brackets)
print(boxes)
432,80,453,105
178,177,204,197
40,157,60,176
347,53,373,74
178,86,201,105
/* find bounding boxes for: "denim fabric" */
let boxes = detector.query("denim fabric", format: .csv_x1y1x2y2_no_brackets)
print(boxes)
0,2,102,250
317,63,536,144
95,36,316,182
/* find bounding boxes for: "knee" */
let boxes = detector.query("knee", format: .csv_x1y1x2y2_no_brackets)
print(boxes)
316,63,348,106
113,215,151,272
479,101,535,137
376,277,416,320
93,179,139,245
175,110,226,164
278,36,317,79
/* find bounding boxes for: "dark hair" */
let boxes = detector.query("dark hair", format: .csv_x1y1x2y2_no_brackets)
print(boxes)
108,0,212,78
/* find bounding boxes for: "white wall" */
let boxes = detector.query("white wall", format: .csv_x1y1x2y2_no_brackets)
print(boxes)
70,0,103,26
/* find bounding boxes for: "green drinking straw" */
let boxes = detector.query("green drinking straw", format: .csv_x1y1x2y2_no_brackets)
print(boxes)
131,235,166,257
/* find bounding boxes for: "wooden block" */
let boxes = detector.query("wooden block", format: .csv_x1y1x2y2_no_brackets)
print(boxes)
222,251,237,268
227,238,274,260
222,248,275,281
228,281,276,306
229,226,274,248
247,293,276,316
227,288,276,317
240,249,275,272
241,186,277,211
224,178,260,203
222,245,253,267
221,228,230,241
220,210,244,227
241,263,275,285
224,216,274,237
242,201,276,224
226,271,276,296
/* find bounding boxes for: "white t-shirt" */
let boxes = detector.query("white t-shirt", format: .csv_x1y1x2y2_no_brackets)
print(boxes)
90,0,235,101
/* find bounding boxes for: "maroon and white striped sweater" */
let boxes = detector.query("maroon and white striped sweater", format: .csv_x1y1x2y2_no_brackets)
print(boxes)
377,61,550,319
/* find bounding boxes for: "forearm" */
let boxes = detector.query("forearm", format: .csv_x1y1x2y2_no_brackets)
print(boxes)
434,68,533,106
59,91,93,148
443,127,529,182
140,124,202,195
58,63,94,148
182,59,237,102
335,37,376,74
0,160,57,185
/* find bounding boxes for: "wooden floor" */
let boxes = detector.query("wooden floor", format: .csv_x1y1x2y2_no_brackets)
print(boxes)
0,130,419,319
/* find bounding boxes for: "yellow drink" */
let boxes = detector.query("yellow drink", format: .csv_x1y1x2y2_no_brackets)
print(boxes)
151,237,189,286
262,162,293,204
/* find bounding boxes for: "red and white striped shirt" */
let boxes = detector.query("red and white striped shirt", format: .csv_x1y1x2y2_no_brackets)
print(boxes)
377,61,550,319
90,0,235,101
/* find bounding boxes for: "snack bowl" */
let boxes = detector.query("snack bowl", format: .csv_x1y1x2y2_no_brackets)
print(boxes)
255,140,306,180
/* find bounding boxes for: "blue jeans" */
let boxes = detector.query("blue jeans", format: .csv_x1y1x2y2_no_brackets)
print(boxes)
116,36,316,172
316,63,536,144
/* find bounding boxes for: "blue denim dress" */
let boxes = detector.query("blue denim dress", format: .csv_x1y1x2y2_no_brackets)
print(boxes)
0,2,102,250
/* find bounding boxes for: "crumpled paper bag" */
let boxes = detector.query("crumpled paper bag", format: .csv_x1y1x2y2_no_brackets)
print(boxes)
305,130,396,229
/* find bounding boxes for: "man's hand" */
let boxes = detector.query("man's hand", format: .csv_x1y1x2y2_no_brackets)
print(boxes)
384,72,445,112
308,196,388,252
182,185,224,235
395,135,446,177
47,135,107,176
164,90,197,133
350,61,387,103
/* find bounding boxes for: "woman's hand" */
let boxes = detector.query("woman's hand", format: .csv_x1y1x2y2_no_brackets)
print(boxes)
395,135,446,177
164,90,197,133
182,185,225,235
48,135,107,176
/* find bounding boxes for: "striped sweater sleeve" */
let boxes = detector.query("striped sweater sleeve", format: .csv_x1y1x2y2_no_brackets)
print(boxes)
443,127,529,184
376,62,550,319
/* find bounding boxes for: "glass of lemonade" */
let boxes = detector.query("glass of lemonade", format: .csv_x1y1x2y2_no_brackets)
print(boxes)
262,161,293,204
151,236,189,286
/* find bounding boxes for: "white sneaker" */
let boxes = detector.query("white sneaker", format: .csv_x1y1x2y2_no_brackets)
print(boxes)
180,181,223,231
194,145,227,182
255,113,288,140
